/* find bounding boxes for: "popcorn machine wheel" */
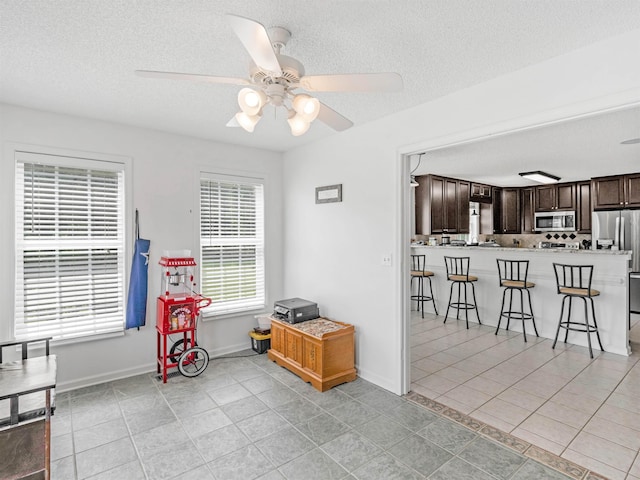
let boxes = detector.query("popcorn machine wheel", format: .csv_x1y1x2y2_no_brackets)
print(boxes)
156,255,211,382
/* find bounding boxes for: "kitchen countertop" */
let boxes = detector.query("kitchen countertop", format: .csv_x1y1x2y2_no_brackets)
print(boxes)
411,244,632,255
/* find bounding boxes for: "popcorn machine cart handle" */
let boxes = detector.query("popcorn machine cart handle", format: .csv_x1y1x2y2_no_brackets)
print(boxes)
194,296,212,316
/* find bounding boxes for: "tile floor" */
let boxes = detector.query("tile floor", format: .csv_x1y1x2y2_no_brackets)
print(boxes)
50,349,582,480
411,311,640,480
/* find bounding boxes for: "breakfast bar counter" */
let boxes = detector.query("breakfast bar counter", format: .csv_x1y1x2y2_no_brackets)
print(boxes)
411,245,632,355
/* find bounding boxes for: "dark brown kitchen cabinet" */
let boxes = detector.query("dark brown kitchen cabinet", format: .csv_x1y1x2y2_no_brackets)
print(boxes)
500,188,521,234
521,188,535,234
592,173,640,210
492,187,502,234
535,183,575,211
457,180,470,234
414,175,469,234
470,182,492,203
443,178,458,231
576,181,591,233
626,174,640,207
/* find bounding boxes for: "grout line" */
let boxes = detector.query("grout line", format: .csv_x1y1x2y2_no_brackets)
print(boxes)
406,390,597,480
409,312,640,480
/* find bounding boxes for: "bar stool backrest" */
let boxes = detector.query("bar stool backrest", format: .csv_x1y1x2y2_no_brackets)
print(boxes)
411,254,426,275
496,259,529,286
444,256,471,281
552,263,595,296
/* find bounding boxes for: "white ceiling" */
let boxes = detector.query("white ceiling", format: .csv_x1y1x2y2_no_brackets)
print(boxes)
412,105,640,187
1,1,639,154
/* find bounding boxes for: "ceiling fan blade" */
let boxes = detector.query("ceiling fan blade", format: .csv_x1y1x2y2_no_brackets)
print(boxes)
300,73,403,92
136,70,251,86
317,102,353,132
226,116,240,127
226,14,282,77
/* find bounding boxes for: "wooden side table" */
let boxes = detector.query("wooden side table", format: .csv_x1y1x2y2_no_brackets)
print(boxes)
267,317,356,392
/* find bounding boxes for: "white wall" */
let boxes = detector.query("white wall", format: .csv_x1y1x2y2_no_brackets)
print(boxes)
0,103,284,391
282,29,640,394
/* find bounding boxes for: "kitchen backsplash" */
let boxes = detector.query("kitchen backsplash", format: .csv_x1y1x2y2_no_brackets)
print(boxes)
414,233,593,249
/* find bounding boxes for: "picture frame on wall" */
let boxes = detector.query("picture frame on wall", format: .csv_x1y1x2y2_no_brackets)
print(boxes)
315,184,342,204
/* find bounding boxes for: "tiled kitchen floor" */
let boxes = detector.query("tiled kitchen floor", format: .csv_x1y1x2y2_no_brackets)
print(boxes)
50,348,583,480
411,311,640,480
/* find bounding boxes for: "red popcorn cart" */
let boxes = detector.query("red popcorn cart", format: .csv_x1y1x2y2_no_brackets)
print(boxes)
156,254,211,382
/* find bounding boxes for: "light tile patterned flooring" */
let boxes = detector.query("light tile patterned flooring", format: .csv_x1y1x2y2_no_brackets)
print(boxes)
50,348,584,480
410,311,640,480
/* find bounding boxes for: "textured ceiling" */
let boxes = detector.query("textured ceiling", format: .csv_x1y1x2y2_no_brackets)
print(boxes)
412,105,640,187
1,0,640,152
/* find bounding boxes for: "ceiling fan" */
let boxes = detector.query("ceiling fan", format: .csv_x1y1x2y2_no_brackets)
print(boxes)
136,14,403,136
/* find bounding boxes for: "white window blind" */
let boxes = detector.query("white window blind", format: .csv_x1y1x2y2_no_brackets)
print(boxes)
15,151,126,341
200,174,265,315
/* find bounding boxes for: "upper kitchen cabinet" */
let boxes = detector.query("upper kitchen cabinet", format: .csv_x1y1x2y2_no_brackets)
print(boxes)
470,182,492,203
499,188,521,234
592,173,640,210
534,183,576,211
576,181,591,233
414,175,469,234
521,187,535,234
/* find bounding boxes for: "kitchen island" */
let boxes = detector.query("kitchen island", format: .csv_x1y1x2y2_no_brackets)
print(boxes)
411,245,632,356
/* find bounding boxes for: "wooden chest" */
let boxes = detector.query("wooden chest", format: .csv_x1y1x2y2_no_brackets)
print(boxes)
267,317,356,392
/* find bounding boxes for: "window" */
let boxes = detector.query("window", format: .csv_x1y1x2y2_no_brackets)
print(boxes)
15,151,126,341
199,173,265,316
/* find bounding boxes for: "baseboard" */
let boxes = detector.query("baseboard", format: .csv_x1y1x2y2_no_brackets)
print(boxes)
57,341,252,393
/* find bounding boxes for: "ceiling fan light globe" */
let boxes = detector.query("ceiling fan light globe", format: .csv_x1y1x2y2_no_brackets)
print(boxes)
235,111,261,133
287,114,310,136
292,94,320,122
238,88,266,116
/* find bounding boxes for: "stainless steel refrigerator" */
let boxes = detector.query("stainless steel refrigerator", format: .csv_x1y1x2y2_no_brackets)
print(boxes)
592,210,640,324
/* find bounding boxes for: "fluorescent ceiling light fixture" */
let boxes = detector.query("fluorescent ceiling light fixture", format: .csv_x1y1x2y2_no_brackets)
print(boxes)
621,137,640,145
519,171,560,184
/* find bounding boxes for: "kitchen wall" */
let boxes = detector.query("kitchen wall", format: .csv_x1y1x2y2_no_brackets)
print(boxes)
0,103,285,391
282,29,640,394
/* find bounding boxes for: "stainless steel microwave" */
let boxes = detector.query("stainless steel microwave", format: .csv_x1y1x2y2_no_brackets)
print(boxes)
534,211,576,232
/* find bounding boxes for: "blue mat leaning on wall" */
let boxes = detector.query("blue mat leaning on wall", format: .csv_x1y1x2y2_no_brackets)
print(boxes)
126,209,151,330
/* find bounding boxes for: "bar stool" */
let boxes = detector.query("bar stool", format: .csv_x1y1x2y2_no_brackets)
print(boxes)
443,256,481,329
552,263,604,358
495,259,538,342
411,255,438,317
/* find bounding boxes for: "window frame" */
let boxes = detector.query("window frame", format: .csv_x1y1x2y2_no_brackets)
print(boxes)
12,146,131,344
198,170,267,318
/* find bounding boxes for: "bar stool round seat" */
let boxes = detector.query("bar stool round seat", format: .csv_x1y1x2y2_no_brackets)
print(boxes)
552,263,604,358
443,256,481,329
411,254,438,317
495,259,538,342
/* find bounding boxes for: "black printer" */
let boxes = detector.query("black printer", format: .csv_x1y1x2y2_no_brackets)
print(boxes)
273,298,319,324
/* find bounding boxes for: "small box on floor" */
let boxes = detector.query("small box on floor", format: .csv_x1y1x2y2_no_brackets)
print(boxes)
249,331,271,354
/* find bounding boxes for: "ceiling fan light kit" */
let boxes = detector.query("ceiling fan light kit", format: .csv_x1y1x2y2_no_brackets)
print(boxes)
238,88,267,116
235,111,261,133
287,113,311,136
136,14,403,136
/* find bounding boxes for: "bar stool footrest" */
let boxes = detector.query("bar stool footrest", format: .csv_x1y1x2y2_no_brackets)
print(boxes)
558,321,599,334
449,302,477,311
500,311,534,321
